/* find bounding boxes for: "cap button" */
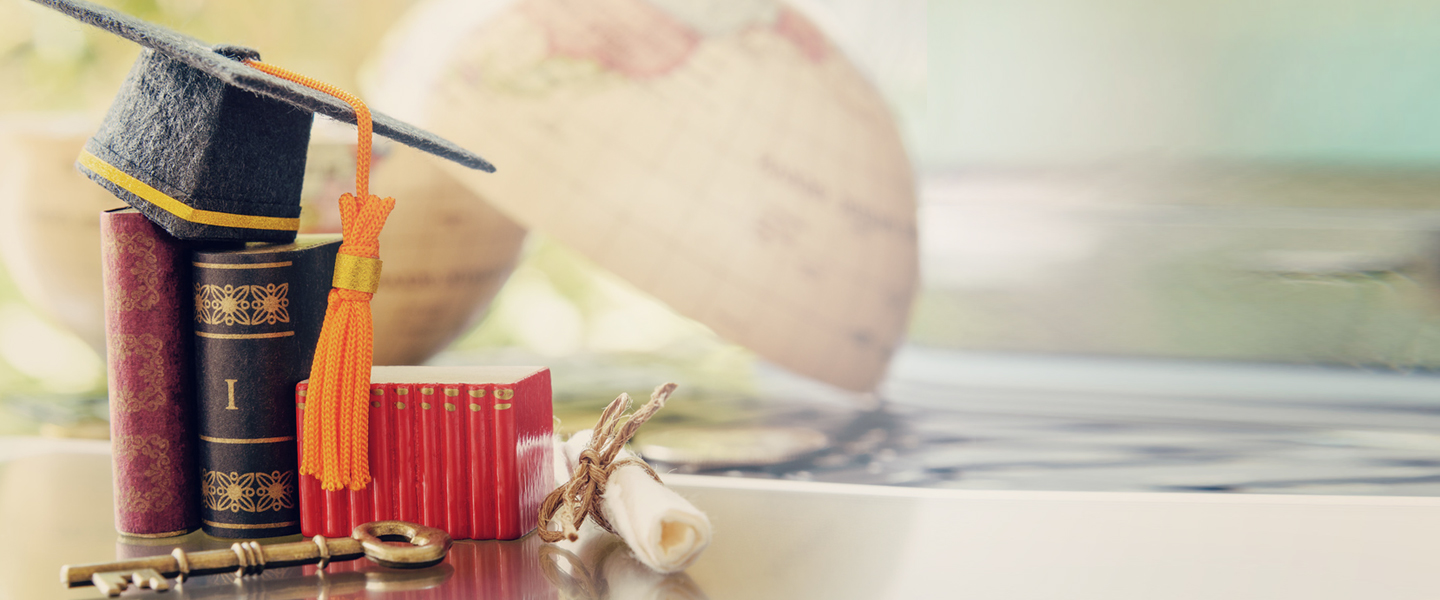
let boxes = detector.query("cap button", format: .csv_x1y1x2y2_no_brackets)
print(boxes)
212,44,261,62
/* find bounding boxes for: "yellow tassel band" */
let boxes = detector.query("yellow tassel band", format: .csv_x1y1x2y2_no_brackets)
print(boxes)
332,254,382,294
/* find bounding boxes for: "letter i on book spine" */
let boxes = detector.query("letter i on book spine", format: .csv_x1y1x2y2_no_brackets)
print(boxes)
194,236,340,538
297,366,553,539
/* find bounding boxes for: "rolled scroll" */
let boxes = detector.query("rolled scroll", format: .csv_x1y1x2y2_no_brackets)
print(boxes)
541,384,712,574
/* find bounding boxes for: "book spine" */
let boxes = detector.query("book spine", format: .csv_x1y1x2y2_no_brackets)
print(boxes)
193,238,338,538
343,386,381,531
323,486,350,538
100,209,199,537
296,382,322,537
467,383,496,540
515,370,554,537
347,480,372,532
370,383,396,521
394,385,419,523
442,386,472,539
493,385,521,539
419,386,445,530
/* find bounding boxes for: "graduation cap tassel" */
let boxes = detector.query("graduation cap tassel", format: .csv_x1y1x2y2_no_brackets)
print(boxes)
244,59,394,492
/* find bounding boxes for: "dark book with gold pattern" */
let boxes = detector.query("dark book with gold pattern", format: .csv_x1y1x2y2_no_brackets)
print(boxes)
100,207,200,538
193,235,340,538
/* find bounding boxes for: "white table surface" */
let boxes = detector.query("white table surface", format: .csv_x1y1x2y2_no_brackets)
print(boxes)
2,444,1435,599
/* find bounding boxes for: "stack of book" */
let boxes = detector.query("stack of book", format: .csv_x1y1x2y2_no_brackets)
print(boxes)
103,207,339,538
297,366,553,540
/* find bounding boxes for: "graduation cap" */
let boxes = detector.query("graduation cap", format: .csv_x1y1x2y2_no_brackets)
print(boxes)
35,0,499,491
33,0,495,243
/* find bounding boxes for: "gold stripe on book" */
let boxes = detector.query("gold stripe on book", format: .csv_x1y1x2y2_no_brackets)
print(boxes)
200,435,296,444
196,331,295,339
193,261,293,269
203,520,298,530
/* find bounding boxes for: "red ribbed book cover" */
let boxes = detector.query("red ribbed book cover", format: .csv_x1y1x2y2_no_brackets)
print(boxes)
394,384,419,523
493,384,521,540
322,483,349,538
443,385,472,539
296,383,321,537
296,367,551,540
419,385,445,530
100,207,198,538
370,384,396,521
467,383,497,541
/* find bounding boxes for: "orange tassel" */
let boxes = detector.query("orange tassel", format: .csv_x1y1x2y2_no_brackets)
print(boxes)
245,59,391,491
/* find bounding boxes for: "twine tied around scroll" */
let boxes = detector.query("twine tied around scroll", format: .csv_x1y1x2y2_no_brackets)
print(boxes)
538,383,677,543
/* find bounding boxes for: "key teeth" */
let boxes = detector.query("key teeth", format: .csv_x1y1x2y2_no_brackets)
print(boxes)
91,569,171,597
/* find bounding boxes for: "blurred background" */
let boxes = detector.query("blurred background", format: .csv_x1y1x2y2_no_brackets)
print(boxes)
5,0,1440,496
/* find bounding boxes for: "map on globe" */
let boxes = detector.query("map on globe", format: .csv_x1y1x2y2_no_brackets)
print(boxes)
366,0,918,392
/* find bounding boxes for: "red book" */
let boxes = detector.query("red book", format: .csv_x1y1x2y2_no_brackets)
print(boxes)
370,384,396,521
100,208,198,538
467,384,496,540
296,366,552,540
308,381,351,538
347,483,372,532
394,385,419,523
443,386,472,539
296,383,321,537
419,385,445,530
492,385,521,540
323,486,349,538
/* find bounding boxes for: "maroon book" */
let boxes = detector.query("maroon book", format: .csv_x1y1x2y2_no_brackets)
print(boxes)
100,207,198,537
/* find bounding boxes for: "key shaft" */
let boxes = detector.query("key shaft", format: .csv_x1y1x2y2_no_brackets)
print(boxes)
63,536,363,589
61,520,450,595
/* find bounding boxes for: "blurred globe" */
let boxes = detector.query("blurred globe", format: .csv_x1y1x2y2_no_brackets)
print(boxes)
365,0,919,391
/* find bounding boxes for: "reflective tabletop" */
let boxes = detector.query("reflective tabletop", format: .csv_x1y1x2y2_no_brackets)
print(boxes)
2,445,1438,600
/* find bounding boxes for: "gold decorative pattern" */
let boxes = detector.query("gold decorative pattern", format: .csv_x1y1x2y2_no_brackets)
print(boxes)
109,333,166,413
104,230,161,312
495,388,515,400
113,435,177,513
202,470,295,513
195,283,290,326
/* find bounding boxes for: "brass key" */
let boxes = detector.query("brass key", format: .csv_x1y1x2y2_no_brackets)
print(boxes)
61,521,452,597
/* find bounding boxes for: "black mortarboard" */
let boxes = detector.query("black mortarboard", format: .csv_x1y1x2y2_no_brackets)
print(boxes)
33,0,495,243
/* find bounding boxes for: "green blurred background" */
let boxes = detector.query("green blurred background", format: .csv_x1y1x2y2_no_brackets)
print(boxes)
10,0,1440,437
